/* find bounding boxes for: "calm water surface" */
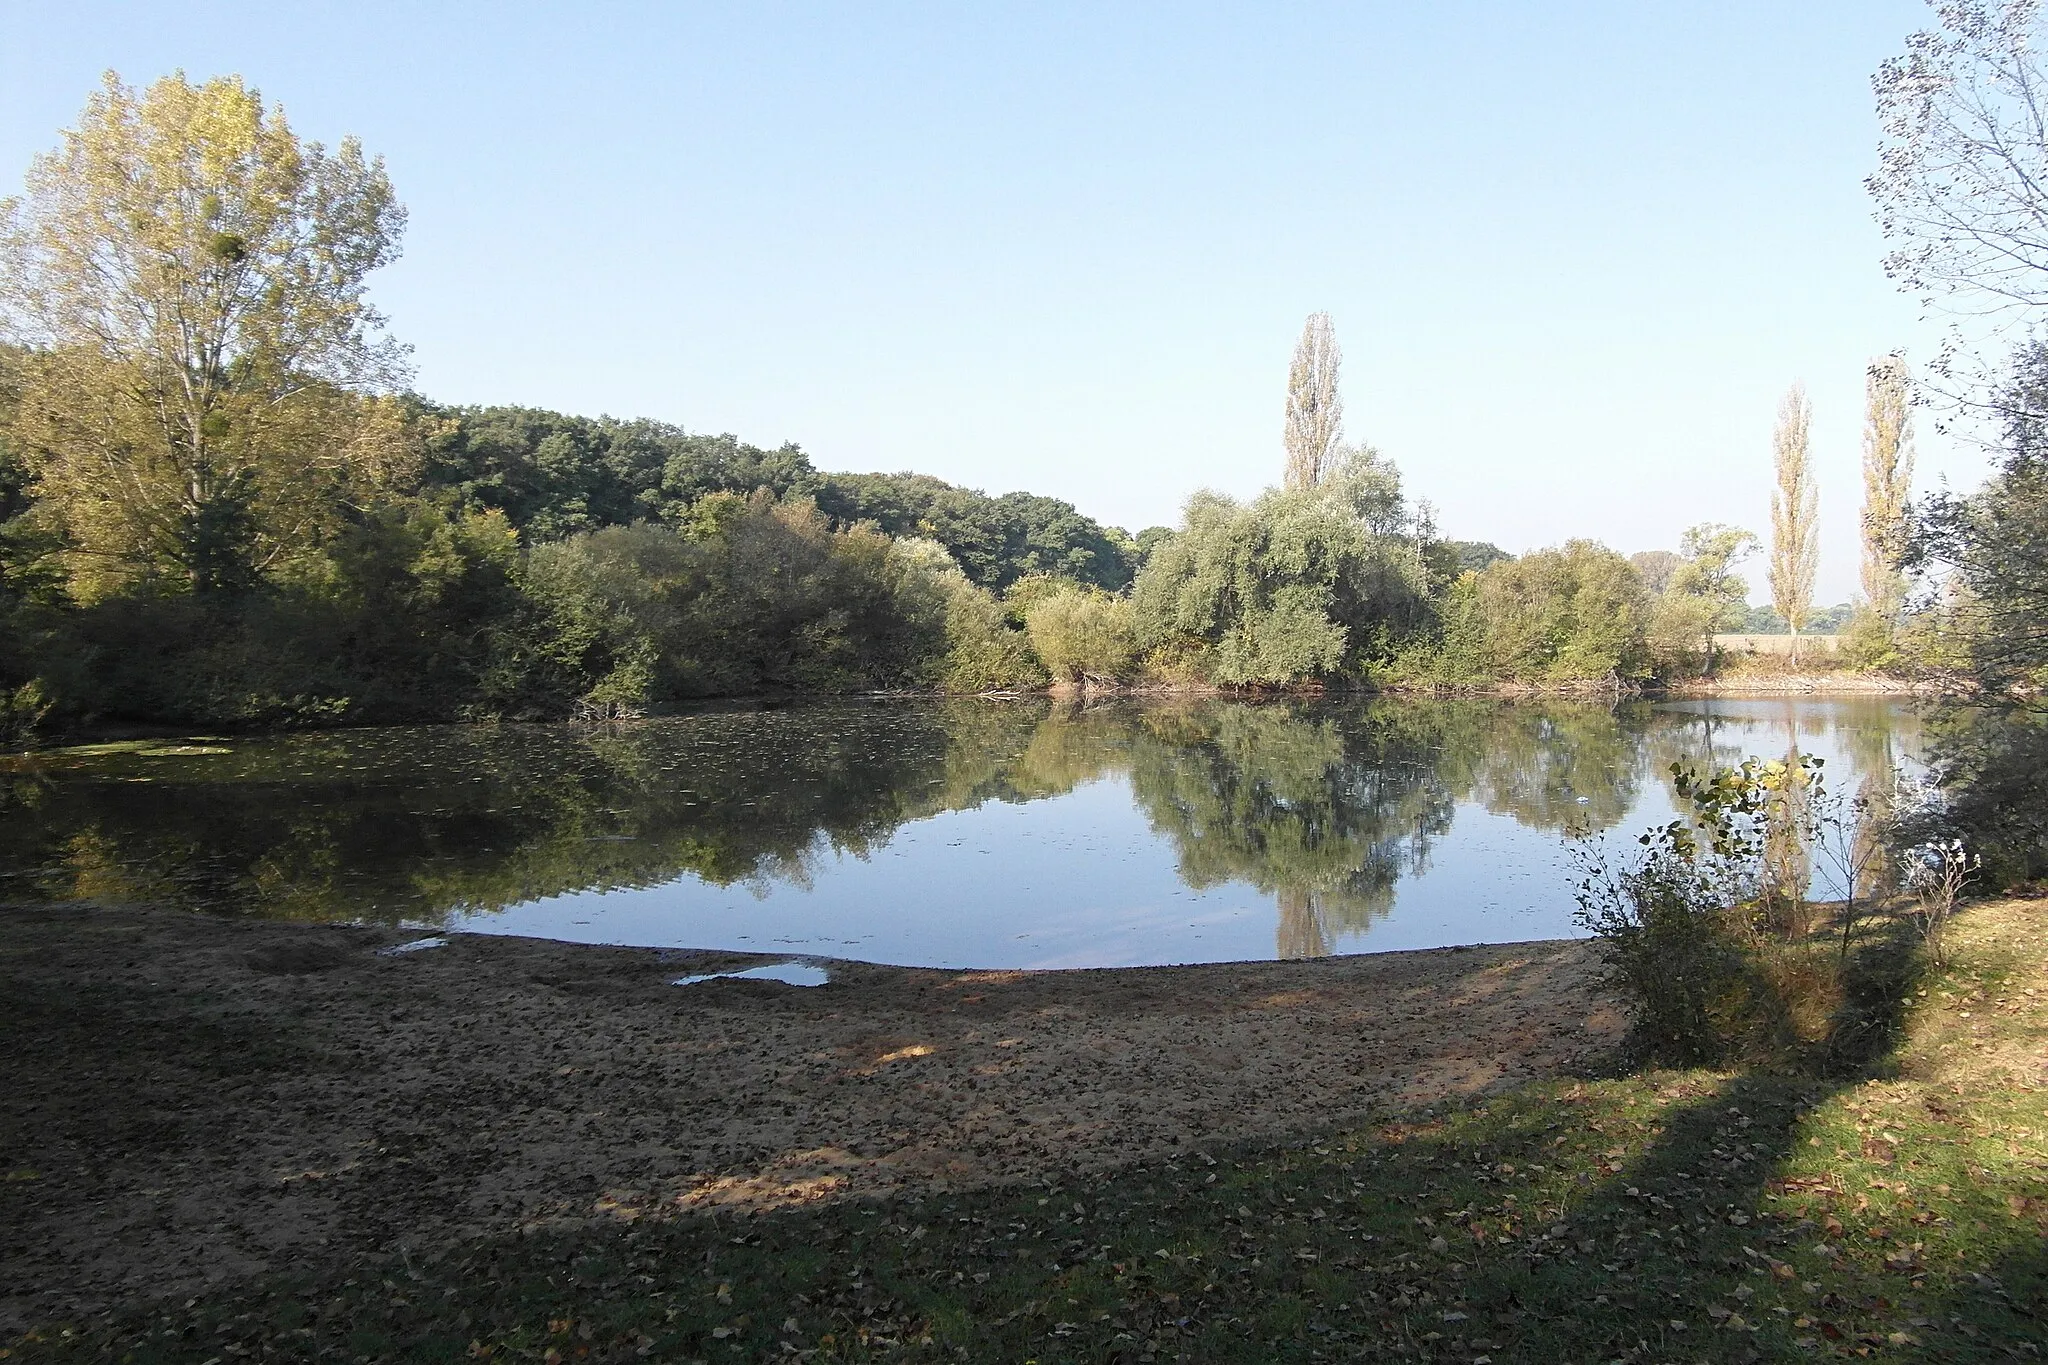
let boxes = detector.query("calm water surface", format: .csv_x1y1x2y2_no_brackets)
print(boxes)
0,697,1921,968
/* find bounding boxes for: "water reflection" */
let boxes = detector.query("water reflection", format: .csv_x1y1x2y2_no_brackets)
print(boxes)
0,696,1921,968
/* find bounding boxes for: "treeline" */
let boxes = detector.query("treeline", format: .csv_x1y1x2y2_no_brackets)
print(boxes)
0,375,1154,728
0,365,1808,738
415,403,1139,592
0,71,1923,742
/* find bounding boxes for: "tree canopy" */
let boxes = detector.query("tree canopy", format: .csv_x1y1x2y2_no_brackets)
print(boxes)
1133,450,1427,686
1,72,410,596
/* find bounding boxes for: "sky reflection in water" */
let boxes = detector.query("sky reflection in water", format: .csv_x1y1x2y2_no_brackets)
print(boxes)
0,696,1921,969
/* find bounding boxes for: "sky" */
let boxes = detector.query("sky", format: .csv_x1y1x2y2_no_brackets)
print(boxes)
0,0,1994,604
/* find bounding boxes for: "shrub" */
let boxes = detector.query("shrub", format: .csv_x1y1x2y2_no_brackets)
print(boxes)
1841,609,1904,672
1023,586,1139,684
1131,452,1428,686
905,544,1044,692
1571,754,1865,1065
1572,839,1760,1064
1411,541,1650,685
0,679,50,748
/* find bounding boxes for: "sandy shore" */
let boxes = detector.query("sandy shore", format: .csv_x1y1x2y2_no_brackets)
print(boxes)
1659,674,1933,696
0,902,1625,1331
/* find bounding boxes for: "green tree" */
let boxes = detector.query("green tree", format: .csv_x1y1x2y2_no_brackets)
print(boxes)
1448,540,1513,574
1434,541,1651,683
1,72,410,596
1132,450,1426,686
525,492,951,707
1848,355,1916,666
1022,584,1140,684
1282,312,1343,491
814,471,1133,591
1650,523,1758,673
1629,550,1679,595
415,403,820,542
1768,383,1820,656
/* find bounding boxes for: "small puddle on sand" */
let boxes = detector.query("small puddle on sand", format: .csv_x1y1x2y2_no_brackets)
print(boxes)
379,936,449,955
673,961,829,988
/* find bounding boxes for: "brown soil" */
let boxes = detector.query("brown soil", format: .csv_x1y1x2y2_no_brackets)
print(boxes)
0,902,1625,1331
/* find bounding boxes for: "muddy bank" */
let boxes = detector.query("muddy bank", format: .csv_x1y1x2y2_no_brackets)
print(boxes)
0,902,1625,1330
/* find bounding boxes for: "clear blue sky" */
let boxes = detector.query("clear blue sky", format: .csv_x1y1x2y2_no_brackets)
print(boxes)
2,1,1985,604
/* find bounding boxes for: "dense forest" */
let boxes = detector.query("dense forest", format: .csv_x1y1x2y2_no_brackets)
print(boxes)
0,70,1986,748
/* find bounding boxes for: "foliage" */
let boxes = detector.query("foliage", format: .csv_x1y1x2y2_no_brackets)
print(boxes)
1647,523,1757,674
900,541,1045,693
815,471,1135,592
1627,548,1678,594
1130,524,1176,566
0,679,51,749
525,493,949,707
1841,606,1907,670
1905,343,2048,879
37,499,528,726
1021,584,1140,684
1446,539,1512,574
1420,540,1650,685
1132,451,1426,686
417,403,818,543
1860,354,1915,635
1912,703,2048,881
1735,600,1854,635
1912,343,2048,695
1572,753,1894,1065
0,72,411,596
1281,311,1343,490
1768,384,1820,645
1572,825,1759,1063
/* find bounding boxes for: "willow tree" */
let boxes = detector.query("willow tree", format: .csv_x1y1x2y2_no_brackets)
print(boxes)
1860,354,1915,623
1282,311,1342,490
0,72,411,596
1133,448,1425,686
1768,383,1819,657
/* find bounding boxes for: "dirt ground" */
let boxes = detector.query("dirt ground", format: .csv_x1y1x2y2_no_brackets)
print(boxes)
0,902,1626,1332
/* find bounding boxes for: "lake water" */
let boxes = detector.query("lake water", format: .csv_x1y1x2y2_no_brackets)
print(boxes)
0,696,1921,969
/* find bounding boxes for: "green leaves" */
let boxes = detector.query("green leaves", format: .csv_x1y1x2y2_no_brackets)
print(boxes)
1129,471,1428,686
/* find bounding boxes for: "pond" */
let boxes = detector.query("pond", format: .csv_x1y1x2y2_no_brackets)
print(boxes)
0,696,1921,969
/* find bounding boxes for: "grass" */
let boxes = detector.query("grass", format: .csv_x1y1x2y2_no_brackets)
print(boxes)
8,899,2046,1364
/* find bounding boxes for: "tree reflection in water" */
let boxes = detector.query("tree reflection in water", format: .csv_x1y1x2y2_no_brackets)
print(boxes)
0,697,1918,956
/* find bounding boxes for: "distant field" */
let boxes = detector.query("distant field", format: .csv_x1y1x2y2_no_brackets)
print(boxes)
1713,633,1843,656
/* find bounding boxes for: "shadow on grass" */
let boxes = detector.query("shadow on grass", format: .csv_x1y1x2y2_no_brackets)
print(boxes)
8,909,2045,1363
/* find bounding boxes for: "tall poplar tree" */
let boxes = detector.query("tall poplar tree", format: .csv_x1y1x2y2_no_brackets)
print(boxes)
0,72,411,597
1860,354,1915,623
1282,312,1343,490
1769,383,1820,658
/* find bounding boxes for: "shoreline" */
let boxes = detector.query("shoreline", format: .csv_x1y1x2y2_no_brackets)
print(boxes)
3,680,1931,754
1656,673,1932,696
0,901,1624,1331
